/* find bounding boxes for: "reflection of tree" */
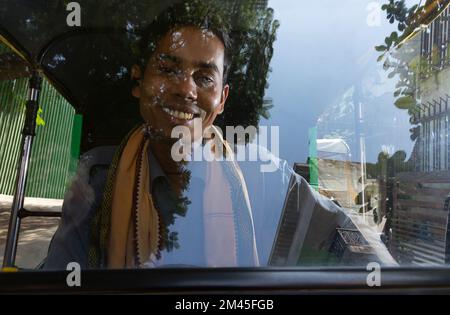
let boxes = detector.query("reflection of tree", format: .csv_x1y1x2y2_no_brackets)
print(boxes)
375,0,448,146
1,0,279,150
375,0,450,173
372,0,450,246
348,149,411,246
213,1,279,143
375,1,423,143
366,150,413,178
373,0,423,244
156,161,192,253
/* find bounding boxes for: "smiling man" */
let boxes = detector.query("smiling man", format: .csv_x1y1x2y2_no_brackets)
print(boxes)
134,28,229,138
44,0,259,269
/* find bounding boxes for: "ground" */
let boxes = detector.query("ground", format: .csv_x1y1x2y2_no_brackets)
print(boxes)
0,194,61,269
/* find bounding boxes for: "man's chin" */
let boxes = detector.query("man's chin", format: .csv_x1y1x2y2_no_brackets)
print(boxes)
153,131,178,144
144,117,202,145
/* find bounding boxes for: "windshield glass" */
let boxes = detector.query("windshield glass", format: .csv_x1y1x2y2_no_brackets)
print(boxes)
1,0,449,270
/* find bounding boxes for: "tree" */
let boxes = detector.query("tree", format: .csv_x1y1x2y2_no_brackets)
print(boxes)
0,0,279,151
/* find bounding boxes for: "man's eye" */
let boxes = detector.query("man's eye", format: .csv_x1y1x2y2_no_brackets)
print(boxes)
196,76,214,87
159,65,178,75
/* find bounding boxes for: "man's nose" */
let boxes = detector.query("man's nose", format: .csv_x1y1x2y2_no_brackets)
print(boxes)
174,73,197,101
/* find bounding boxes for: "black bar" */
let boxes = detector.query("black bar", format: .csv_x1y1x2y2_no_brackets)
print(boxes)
18,208,62,219
0,267,450,294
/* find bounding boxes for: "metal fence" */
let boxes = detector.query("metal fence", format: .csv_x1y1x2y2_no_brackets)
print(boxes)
421,5,450,70
0,45,81,199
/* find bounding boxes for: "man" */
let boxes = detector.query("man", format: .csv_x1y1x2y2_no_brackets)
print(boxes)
45,1,259,269
45,0,395,270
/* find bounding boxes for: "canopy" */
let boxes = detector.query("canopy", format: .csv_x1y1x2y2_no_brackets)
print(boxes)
0,1,177,151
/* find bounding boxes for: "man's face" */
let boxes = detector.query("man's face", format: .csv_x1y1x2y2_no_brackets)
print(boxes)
132,26,229,140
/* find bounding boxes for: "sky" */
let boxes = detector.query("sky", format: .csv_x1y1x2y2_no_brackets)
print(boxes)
263,0,422,166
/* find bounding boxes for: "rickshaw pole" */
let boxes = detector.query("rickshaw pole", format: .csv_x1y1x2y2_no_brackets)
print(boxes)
2,70,42,268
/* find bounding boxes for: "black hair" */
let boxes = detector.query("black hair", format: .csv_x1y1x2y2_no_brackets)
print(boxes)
136,0,232,84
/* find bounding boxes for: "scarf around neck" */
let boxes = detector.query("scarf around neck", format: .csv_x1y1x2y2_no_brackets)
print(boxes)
88,124,259,268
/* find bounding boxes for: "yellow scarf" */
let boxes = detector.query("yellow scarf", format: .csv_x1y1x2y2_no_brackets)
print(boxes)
107,126,160,268
105,125,258,268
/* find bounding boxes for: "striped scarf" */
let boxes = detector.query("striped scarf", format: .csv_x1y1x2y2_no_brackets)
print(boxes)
88,125,259,268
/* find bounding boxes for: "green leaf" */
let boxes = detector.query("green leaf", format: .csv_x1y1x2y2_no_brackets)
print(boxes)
375,45,387,52
395,96,415,109
36,107,46,126
385,36,392,46
408,4,418,14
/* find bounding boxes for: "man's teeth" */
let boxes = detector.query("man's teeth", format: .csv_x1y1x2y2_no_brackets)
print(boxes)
162,107,194,120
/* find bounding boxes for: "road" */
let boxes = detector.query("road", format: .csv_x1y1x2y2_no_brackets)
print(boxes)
0,194,61,269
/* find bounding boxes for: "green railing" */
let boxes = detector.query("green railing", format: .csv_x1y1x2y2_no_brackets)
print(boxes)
0,43,81,199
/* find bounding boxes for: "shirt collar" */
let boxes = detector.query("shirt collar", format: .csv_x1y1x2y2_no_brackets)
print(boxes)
147,145,208,185
147,146,167,185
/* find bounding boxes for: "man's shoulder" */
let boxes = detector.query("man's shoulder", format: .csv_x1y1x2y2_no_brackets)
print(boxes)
62,145,118,212
44,146,119,269
78,145,118,173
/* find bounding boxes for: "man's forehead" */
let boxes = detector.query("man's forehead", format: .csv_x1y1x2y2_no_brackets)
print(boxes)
155,27,225,68
157,53,220,73
162,27,221,46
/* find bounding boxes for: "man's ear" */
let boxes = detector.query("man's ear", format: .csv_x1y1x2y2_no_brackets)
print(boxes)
131,64,142,99
218,84,229,114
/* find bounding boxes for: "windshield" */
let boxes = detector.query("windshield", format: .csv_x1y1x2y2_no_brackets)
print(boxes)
1,0,449,271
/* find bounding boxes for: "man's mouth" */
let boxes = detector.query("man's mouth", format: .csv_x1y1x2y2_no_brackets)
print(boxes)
161,105,201,121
